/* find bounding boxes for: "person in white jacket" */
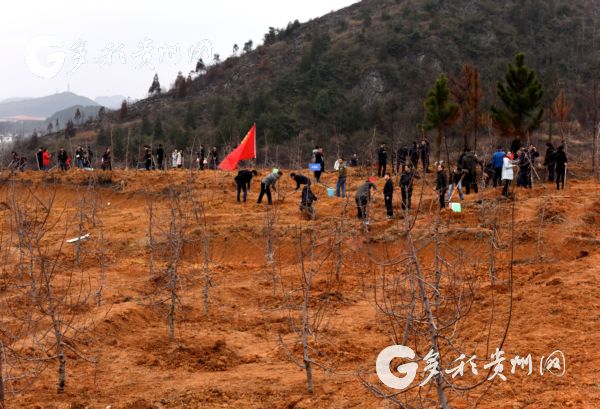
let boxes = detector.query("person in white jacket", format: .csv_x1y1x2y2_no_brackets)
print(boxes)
501,152,518,197
171,150,178,168
176,150,183,168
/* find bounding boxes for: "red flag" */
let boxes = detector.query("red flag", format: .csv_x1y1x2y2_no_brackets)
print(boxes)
218,124,257,171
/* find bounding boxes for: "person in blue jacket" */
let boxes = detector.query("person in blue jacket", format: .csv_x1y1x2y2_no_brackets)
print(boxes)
492,146,505,188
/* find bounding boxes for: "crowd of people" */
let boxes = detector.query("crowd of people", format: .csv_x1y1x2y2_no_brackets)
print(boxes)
228,139,569,225
8,144,225,173
6,138,570,224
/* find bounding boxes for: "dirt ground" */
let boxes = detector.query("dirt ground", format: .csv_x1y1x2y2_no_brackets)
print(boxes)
0,165,598,408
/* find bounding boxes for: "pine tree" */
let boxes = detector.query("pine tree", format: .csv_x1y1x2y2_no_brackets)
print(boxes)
148,73,161,95
120,100,128,120
174,71,187,98
243,40,253,53
424,73,459,161
195,58,205,73
74,108,82,124
490,53,544,149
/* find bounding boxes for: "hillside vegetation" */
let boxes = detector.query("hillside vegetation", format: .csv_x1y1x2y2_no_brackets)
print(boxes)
28,0,600,165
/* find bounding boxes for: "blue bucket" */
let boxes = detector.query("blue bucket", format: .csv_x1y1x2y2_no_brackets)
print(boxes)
327,188,335,197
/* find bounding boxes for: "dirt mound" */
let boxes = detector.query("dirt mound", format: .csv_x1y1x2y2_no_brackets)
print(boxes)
0,169,599,408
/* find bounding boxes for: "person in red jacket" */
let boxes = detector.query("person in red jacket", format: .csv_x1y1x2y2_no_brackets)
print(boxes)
42,148,52,171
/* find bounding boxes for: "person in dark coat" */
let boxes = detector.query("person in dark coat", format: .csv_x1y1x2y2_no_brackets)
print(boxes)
419,139,430,173
299,185,318,219
383,173,394,219
516,150,530,188
400,164,415,211
36,148,44,170
87,146,94,167
355,179,377,223
198,145,205,170
544,142,556,182
409,142,419,168
143,146,152,171
209,147,218,169
460,149,479,194
377,143,388,177
312,146,324,183
235,169,258,202
101,148,112,171
554,145,568,190
435,163,448,209
156,144,165,170
58,147,68,171
396,145,408,174
289,173,311,191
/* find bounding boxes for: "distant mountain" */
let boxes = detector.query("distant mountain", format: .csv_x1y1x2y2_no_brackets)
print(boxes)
47,105,102,127
0,97,34,104
95,95,126,110
0,92,98,120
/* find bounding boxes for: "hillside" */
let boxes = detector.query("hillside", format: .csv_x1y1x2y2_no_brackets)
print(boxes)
97,0,599,161
47,105,103,127
0,168,598,408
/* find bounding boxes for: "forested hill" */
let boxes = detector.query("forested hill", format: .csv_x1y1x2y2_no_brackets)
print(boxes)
101,0,600,158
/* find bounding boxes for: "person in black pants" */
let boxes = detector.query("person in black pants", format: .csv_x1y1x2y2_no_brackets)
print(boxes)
396,145,408,174
554,145,568,190
544,142,556,183
58,147,68,171
290,173,311,191
400,164,414,211
419,140,430,173
156,144,165,170
235,169,258,202
257,170,283,205
377,143,388,177
312,146,324,183
143,146,152,170
435,163,447,209
383,173,394,219
36,148,44,170
198,145,205,170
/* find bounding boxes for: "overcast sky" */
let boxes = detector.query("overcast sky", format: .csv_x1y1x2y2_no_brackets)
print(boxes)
1,0,358,102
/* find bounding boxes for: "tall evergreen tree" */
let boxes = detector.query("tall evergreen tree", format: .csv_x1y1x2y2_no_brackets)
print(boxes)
148,73,161,95
490,53,544,150
120,100,128,120
424,73,459,161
